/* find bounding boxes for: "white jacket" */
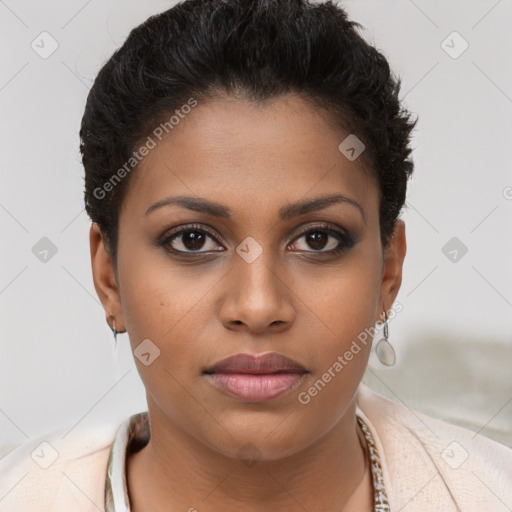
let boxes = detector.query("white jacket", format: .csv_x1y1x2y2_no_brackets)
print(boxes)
1,383,511,511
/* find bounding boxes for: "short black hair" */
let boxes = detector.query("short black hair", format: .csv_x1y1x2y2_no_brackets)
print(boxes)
80,0,416,269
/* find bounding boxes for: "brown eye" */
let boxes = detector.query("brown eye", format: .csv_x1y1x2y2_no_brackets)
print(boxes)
304,231,330,250
159,225,225,254
289,225,354,254
178,231,207,251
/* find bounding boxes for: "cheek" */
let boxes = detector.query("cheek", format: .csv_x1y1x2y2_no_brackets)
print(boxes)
294,248,381,387
292,268,380,433
117,246,224,388
117,260,211,417
118,239,210,336
296,250,381,341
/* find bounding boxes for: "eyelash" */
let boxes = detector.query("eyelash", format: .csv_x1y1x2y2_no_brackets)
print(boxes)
158,222,354,258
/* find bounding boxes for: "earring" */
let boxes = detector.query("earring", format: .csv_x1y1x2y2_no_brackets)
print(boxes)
375,310,396,366
109,316,118,346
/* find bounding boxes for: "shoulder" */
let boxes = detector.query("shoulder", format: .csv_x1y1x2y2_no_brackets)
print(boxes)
0,419,123,512
356,382,512,511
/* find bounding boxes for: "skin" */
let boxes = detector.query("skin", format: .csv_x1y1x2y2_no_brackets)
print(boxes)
90,92,406,511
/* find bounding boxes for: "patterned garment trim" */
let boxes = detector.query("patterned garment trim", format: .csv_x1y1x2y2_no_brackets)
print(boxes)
357,415,391,511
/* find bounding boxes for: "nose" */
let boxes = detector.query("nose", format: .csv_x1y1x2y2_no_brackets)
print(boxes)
218,248,296,335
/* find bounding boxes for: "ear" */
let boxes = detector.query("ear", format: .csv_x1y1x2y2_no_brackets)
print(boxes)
377,219,407,321
89,223,126,332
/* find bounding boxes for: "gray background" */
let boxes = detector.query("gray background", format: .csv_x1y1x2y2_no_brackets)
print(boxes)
1,0,511,457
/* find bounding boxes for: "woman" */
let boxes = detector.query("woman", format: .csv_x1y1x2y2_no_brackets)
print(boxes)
1,0,511,510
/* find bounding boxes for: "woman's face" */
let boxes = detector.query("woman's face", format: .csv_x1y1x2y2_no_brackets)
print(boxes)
91,92,405,461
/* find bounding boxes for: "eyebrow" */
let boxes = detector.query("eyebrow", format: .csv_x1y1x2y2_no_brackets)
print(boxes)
145,193,366,224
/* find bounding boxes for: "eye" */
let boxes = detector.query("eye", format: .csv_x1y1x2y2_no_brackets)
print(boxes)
159,224,225,254
288,224,354,254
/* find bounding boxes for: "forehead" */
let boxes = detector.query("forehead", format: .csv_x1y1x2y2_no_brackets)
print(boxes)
120,93,378,222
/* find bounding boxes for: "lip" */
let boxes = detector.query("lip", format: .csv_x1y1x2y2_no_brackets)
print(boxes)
203,352,308,402
204,352,308,374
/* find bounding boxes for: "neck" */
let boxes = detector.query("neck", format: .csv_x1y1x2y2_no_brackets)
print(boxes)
127,397,371,512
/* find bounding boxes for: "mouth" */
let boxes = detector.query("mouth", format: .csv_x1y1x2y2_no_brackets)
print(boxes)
203,352,308,403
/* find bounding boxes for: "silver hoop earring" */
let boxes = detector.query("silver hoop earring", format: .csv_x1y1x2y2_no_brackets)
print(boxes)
375,310,395,366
